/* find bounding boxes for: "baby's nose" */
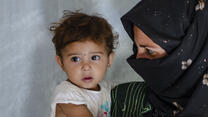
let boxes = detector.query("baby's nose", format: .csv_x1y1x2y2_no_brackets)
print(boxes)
82,62,91,71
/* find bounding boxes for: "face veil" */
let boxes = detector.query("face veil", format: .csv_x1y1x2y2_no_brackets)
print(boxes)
121,0,208,116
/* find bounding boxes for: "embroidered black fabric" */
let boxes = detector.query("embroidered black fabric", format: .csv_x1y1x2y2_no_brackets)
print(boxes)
121,0,208,116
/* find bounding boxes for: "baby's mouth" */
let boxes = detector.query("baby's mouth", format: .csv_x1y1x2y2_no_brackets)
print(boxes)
82,77,93,82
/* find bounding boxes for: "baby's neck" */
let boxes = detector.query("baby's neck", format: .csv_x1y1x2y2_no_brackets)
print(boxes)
66,79,101,91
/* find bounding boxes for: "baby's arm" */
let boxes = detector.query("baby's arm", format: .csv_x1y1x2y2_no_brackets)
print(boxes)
55,103,93,117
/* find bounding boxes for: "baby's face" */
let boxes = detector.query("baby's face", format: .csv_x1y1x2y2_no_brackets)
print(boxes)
56,39,114,91
133,25,167,59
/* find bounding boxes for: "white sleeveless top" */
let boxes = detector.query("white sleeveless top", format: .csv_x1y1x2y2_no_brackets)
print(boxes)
50,80,113,117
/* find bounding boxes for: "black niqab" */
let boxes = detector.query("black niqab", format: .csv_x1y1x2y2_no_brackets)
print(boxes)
121,0,208,116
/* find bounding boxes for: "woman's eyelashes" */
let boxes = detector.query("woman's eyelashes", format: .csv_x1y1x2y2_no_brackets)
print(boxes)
145,47,156,55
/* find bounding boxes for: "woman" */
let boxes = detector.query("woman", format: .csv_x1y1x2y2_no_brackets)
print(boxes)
111,0,208,116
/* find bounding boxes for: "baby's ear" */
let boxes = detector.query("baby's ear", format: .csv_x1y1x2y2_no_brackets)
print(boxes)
55,55,65,71
108,52,115,67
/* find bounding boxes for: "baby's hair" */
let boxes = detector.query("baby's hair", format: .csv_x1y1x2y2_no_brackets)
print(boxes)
50,10,118,58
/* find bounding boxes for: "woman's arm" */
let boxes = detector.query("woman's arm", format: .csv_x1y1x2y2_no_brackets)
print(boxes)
55,103,93,117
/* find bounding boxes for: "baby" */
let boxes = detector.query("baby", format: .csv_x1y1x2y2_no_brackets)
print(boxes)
50,11,118,117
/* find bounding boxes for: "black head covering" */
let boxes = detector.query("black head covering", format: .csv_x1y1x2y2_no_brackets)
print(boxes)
121,0,208,116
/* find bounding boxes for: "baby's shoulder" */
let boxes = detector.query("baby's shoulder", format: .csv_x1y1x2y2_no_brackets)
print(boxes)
52,81,86,104
54,81,83,98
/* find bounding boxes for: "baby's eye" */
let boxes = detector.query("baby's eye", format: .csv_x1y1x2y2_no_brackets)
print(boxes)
91,55,100,61
71,57,80,62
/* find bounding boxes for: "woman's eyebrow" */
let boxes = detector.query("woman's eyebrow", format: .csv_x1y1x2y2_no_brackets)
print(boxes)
140,44,156,48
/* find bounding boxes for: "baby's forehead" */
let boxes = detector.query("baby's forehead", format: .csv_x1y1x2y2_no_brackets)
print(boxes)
62,39,108,53
71,38,107,47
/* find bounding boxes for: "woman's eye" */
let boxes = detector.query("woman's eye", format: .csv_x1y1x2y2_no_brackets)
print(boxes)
91,55,100,61
71,57,80,62
146,48,156,55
